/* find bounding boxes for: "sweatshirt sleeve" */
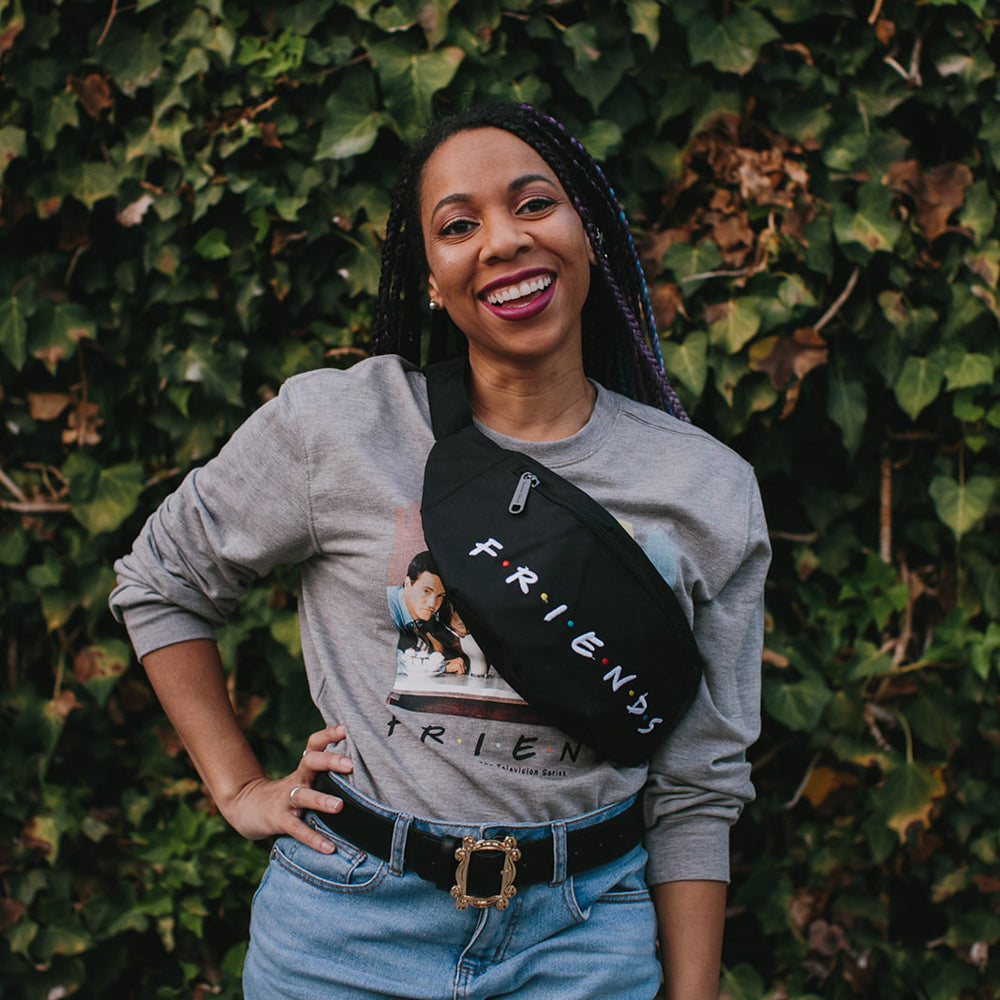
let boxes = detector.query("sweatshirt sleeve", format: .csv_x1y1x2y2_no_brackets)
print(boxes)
642,472,770,885
109,379,318,660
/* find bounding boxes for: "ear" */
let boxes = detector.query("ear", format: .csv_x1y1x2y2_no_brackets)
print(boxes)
427,274,443,310
586,239,598,266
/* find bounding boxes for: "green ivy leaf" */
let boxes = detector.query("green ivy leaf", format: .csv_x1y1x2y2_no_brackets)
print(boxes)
315,70,386,161
827,363,867,457
63,161,119,210
894,356,943,421
161,335,248,406
929,475,996,539
0,124,27,179
101,29,164,95
707,298,761,353
660,330,708,399
627,0,661,49
194,228,231,259
832,180,902,263
686,9,780,76
877,759,947,842
663,240,723,284
0,286,34,370
336,222,381,297
763,673,832,731
34,92,78,152
943,351,994,390
370,41,464,137
958,179,996,243
69,463,146,536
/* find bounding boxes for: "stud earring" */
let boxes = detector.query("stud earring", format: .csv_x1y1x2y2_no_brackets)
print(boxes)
429,299,441,310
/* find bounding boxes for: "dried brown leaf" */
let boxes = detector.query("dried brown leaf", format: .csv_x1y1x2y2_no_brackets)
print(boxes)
885,160,973,241
0,898,25,932
875,18,896,44
28,392,73,421
808,919,849,956
749,327,828,391
261,122,282,149
66,72,113,118
649,282,683,330
62,399,102,446
45,689,81,722
0,21,23,60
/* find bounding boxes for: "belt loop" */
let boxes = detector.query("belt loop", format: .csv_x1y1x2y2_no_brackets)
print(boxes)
390,813,412,876
550,821,567,885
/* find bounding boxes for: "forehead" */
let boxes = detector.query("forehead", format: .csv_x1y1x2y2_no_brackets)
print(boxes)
409,571,443,589
418,127,561,207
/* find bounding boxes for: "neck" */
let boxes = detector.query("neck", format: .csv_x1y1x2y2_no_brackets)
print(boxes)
467,353,595,442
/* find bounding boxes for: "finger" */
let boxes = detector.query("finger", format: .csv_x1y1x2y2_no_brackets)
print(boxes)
285,814,338,855
304,724,347,753
301,748,353,775
287,784,344,819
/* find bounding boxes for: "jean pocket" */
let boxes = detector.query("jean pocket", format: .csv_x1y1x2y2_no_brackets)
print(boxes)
271,821,389,895
566,844,651,920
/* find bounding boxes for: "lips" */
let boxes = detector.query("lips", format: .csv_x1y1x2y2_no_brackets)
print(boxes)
478,268,556,321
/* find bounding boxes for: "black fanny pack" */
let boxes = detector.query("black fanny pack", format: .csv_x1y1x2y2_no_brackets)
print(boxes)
420,359,703,767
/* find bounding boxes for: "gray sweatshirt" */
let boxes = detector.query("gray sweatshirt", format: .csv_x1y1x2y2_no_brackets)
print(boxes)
110,355,769,884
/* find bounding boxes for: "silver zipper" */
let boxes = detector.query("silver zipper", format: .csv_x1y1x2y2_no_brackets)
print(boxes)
508,472,539,514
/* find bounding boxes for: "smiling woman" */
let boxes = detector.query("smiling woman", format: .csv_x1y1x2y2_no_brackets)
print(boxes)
418,127,597,436
111,101,769,1000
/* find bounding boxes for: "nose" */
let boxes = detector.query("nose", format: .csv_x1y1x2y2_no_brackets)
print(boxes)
479,211,532,263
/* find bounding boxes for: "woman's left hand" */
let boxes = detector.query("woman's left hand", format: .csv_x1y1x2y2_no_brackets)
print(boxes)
219,723,354,853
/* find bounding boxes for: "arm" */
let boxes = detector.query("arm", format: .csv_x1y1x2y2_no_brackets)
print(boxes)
643,474,771,992
652,880,727,1000
143,637,353,853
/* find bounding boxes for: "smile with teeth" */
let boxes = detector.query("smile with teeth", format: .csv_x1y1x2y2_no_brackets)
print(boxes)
483,274,553,306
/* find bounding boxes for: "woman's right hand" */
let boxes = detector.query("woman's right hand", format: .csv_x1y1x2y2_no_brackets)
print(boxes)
219,724,354,854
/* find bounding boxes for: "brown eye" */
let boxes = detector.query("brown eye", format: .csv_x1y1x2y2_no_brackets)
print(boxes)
517,196,555,214
439,218,477,237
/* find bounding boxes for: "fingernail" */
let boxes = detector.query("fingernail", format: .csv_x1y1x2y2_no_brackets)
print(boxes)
320,841,335,854
326,797,343,812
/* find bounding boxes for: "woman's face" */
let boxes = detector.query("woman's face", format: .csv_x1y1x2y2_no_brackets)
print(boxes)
418,127,595,371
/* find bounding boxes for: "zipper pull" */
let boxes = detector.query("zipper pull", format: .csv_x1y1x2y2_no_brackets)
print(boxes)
508,472,538,514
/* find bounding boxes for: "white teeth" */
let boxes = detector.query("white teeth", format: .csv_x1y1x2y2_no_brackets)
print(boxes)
485,274,553,305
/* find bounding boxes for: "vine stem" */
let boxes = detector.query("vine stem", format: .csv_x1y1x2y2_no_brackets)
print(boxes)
815,266,860,332
892,708,914,765
97,0,120,46
0,466,27,503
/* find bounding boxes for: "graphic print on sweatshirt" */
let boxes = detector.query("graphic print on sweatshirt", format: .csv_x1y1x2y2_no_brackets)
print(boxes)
384,503,544,726
381,502,682,777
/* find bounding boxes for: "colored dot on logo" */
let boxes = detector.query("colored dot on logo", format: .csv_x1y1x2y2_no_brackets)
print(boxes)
502,560,510,567
629,690,635,697
541,593,548,602
601,658,609,665
567,621,574,627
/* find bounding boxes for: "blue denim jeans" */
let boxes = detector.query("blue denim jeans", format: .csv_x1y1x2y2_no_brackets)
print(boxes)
243,777,661,999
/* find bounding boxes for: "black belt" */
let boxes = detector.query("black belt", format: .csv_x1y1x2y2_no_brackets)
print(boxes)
312,773,643,911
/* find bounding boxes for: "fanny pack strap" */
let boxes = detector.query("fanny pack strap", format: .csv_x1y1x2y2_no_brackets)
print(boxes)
425,357,473,439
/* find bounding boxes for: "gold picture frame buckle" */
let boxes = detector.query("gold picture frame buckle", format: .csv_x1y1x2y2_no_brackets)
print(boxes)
450,835,521,910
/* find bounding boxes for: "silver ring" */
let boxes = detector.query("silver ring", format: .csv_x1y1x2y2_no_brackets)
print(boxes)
289,785,303,808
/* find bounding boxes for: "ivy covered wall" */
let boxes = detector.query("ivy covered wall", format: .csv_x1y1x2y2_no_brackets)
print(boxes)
1,1,998,997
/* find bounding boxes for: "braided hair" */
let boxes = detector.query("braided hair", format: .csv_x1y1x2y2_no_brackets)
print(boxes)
371,102,689,421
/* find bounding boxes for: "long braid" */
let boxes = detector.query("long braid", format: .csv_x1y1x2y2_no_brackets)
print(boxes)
372,102,691,420
533,109,688,420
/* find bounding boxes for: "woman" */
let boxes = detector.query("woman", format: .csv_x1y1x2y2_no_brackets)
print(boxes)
111,102,769,999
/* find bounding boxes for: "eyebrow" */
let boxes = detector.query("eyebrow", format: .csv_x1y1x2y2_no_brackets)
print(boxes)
430,174,557,221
